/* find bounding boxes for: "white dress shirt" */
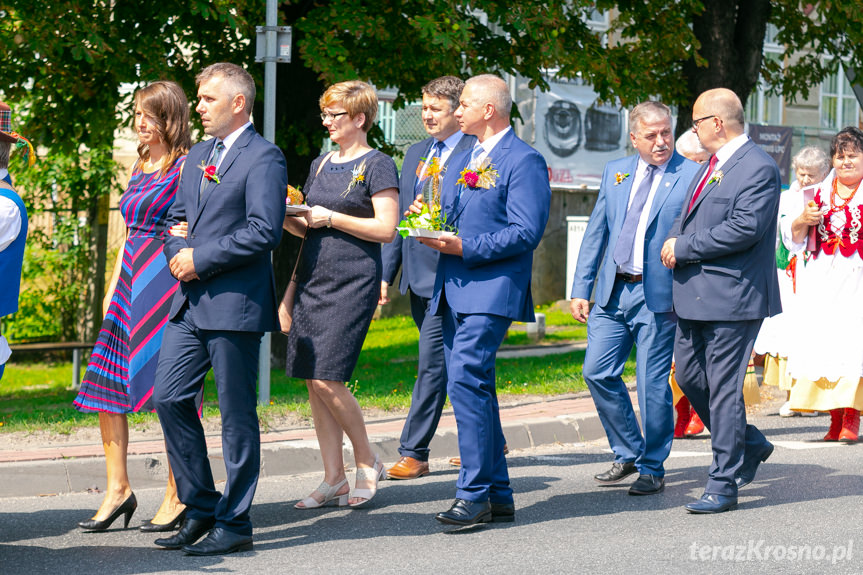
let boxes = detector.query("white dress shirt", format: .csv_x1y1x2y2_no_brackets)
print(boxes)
618,157,669,275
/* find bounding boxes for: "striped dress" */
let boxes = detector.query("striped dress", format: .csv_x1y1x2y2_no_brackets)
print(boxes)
74,157,185,414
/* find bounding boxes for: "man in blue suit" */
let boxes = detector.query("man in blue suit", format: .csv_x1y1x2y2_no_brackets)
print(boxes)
571,102,700,496
381,76,476,480
416,74,550,526
662,88,780,513
153,63,287,554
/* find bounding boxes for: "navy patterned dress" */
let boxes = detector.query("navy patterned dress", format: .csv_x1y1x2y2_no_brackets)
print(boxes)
285,150,399,382
74,158,185,413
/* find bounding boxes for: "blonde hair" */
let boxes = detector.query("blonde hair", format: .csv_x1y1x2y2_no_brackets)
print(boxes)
319,81,378,132
134,81,192,176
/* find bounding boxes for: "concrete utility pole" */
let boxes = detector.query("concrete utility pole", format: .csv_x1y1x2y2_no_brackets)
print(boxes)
256,1,291,405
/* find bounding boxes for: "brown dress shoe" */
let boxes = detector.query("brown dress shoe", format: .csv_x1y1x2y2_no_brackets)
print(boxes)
448,444,509,467
386,456,429,480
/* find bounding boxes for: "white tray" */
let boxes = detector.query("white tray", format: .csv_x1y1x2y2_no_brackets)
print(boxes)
397,227,455,238
285,204,312,214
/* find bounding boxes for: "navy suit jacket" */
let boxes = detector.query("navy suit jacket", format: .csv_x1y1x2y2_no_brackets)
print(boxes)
163,125,287,332
571,151,700,313
381,134,476,298
430,129,551,323
668,139,781,321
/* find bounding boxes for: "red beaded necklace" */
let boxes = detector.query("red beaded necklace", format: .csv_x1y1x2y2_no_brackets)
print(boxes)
830,177,861,212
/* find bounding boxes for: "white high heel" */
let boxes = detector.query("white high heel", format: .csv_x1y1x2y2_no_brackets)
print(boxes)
294,478,349,509
349,455,386,509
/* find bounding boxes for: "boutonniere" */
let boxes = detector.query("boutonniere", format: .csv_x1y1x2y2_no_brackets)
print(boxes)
198,162,221,184
707,170,724,186
342,158,368,198
457,157,498,189
614,172,630,185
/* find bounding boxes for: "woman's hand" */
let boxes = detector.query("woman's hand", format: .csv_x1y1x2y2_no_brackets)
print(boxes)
168,221,188,238
791,201,825,244
304,205,334,229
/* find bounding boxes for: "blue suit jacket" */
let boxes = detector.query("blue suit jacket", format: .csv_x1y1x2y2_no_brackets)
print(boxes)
668,139,781,321
571,152,700,313
381,134,476,298
163,125,287,332
430,129,551,323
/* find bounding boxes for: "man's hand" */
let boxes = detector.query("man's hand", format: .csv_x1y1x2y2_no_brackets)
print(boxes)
169,248,199,282
570,298,590,323
408,193,424,215
378,281,390,305
418,233,463,256
661,238,677,269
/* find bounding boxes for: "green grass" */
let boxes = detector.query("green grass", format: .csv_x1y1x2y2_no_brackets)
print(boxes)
0,304,630,435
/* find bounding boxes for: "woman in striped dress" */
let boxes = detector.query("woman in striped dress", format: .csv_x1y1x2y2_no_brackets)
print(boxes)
73,81,192,531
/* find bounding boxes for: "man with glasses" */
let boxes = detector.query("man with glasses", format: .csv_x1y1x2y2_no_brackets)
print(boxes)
661,88,780,514
571,101,699,496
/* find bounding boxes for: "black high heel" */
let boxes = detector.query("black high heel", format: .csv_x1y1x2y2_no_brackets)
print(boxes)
78,493,137,531
140,508,187,532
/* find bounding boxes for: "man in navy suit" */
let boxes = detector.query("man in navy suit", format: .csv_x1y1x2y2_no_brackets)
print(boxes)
662,88,780,513
153,63,287,553
381,76,476,480
416,74,550,526
571,102,700,496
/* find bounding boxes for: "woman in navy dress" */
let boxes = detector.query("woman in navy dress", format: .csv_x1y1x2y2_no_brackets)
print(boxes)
73,81,192,531
283,81,399,509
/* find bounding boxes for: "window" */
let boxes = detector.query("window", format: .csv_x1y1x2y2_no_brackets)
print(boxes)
745,43,783,125
377,101,396,144
821,64,860,130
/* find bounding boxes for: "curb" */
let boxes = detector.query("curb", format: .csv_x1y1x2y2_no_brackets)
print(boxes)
0,393,614,499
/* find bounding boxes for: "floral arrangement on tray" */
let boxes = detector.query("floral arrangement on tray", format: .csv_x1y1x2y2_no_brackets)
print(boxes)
397,156,458,237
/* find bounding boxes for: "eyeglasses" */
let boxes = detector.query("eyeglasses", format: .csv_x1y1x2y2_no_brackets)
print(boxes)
320,111,349,121
691,115,716,130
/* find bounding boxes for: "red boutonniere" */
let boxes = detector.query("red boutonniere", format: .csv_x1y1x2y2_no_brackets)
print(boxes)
198,162,221,184
457,157,498,189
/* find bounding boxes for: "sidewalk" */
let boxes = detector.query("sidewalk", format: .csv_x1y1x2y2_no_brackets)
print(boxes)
0,386,615,498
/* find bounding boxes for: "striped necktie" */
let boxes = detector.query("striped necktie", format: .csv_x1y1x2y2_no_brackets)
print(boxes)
200,140,225,198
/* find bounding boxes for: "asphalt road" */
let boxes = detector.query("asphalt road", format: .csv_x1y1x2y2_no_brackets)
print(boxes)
1,412,862,575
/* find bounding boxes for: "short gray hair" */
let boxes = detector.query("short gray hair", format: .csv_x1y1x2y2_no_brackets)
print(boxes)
629,101,671,134
675,130,708,163
465,74,512,118
196,62,256,114
792,146,831,181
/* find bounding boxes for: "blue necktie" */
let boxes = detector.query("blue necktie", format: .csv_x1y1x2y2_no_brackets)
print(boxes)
200,140,225,198
416,140,446,199
613,164,657,267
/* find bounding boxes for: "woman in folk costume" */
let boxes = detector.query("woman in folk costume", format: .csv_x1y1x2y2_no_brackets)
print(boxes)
755,146,829,417
785,127,863,441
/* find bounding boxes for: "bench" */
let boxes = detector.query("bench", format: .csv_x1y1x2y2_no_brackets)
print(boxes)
9,342,95,388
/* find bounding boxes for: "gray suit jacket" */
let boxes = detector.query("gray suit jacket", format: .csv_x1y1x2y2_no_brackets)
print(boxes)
668,139,782,321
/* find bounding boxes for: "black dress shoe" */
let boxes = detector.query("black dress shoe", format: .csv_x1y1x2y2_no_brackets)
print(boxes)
628,474,665,495
490,502,515,523
735,441,774,488
182,527,253,556
141,509,187,532
154,517,215,549
685,493,738,514
435,499,492,526
594,461,637,484
78,493,137,531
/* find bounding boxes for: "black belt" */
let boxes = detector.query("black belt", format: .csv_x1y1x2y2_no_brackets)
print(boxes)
616,273,643,283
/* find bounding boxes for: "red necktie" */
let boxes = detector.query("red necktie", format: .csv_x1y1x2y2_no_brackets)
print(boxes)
688,154,718,212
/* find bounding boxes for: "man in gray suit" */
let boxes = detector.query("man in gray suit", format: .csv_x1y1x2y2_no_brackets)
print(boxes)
661,88,781,514
380,76,475,479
